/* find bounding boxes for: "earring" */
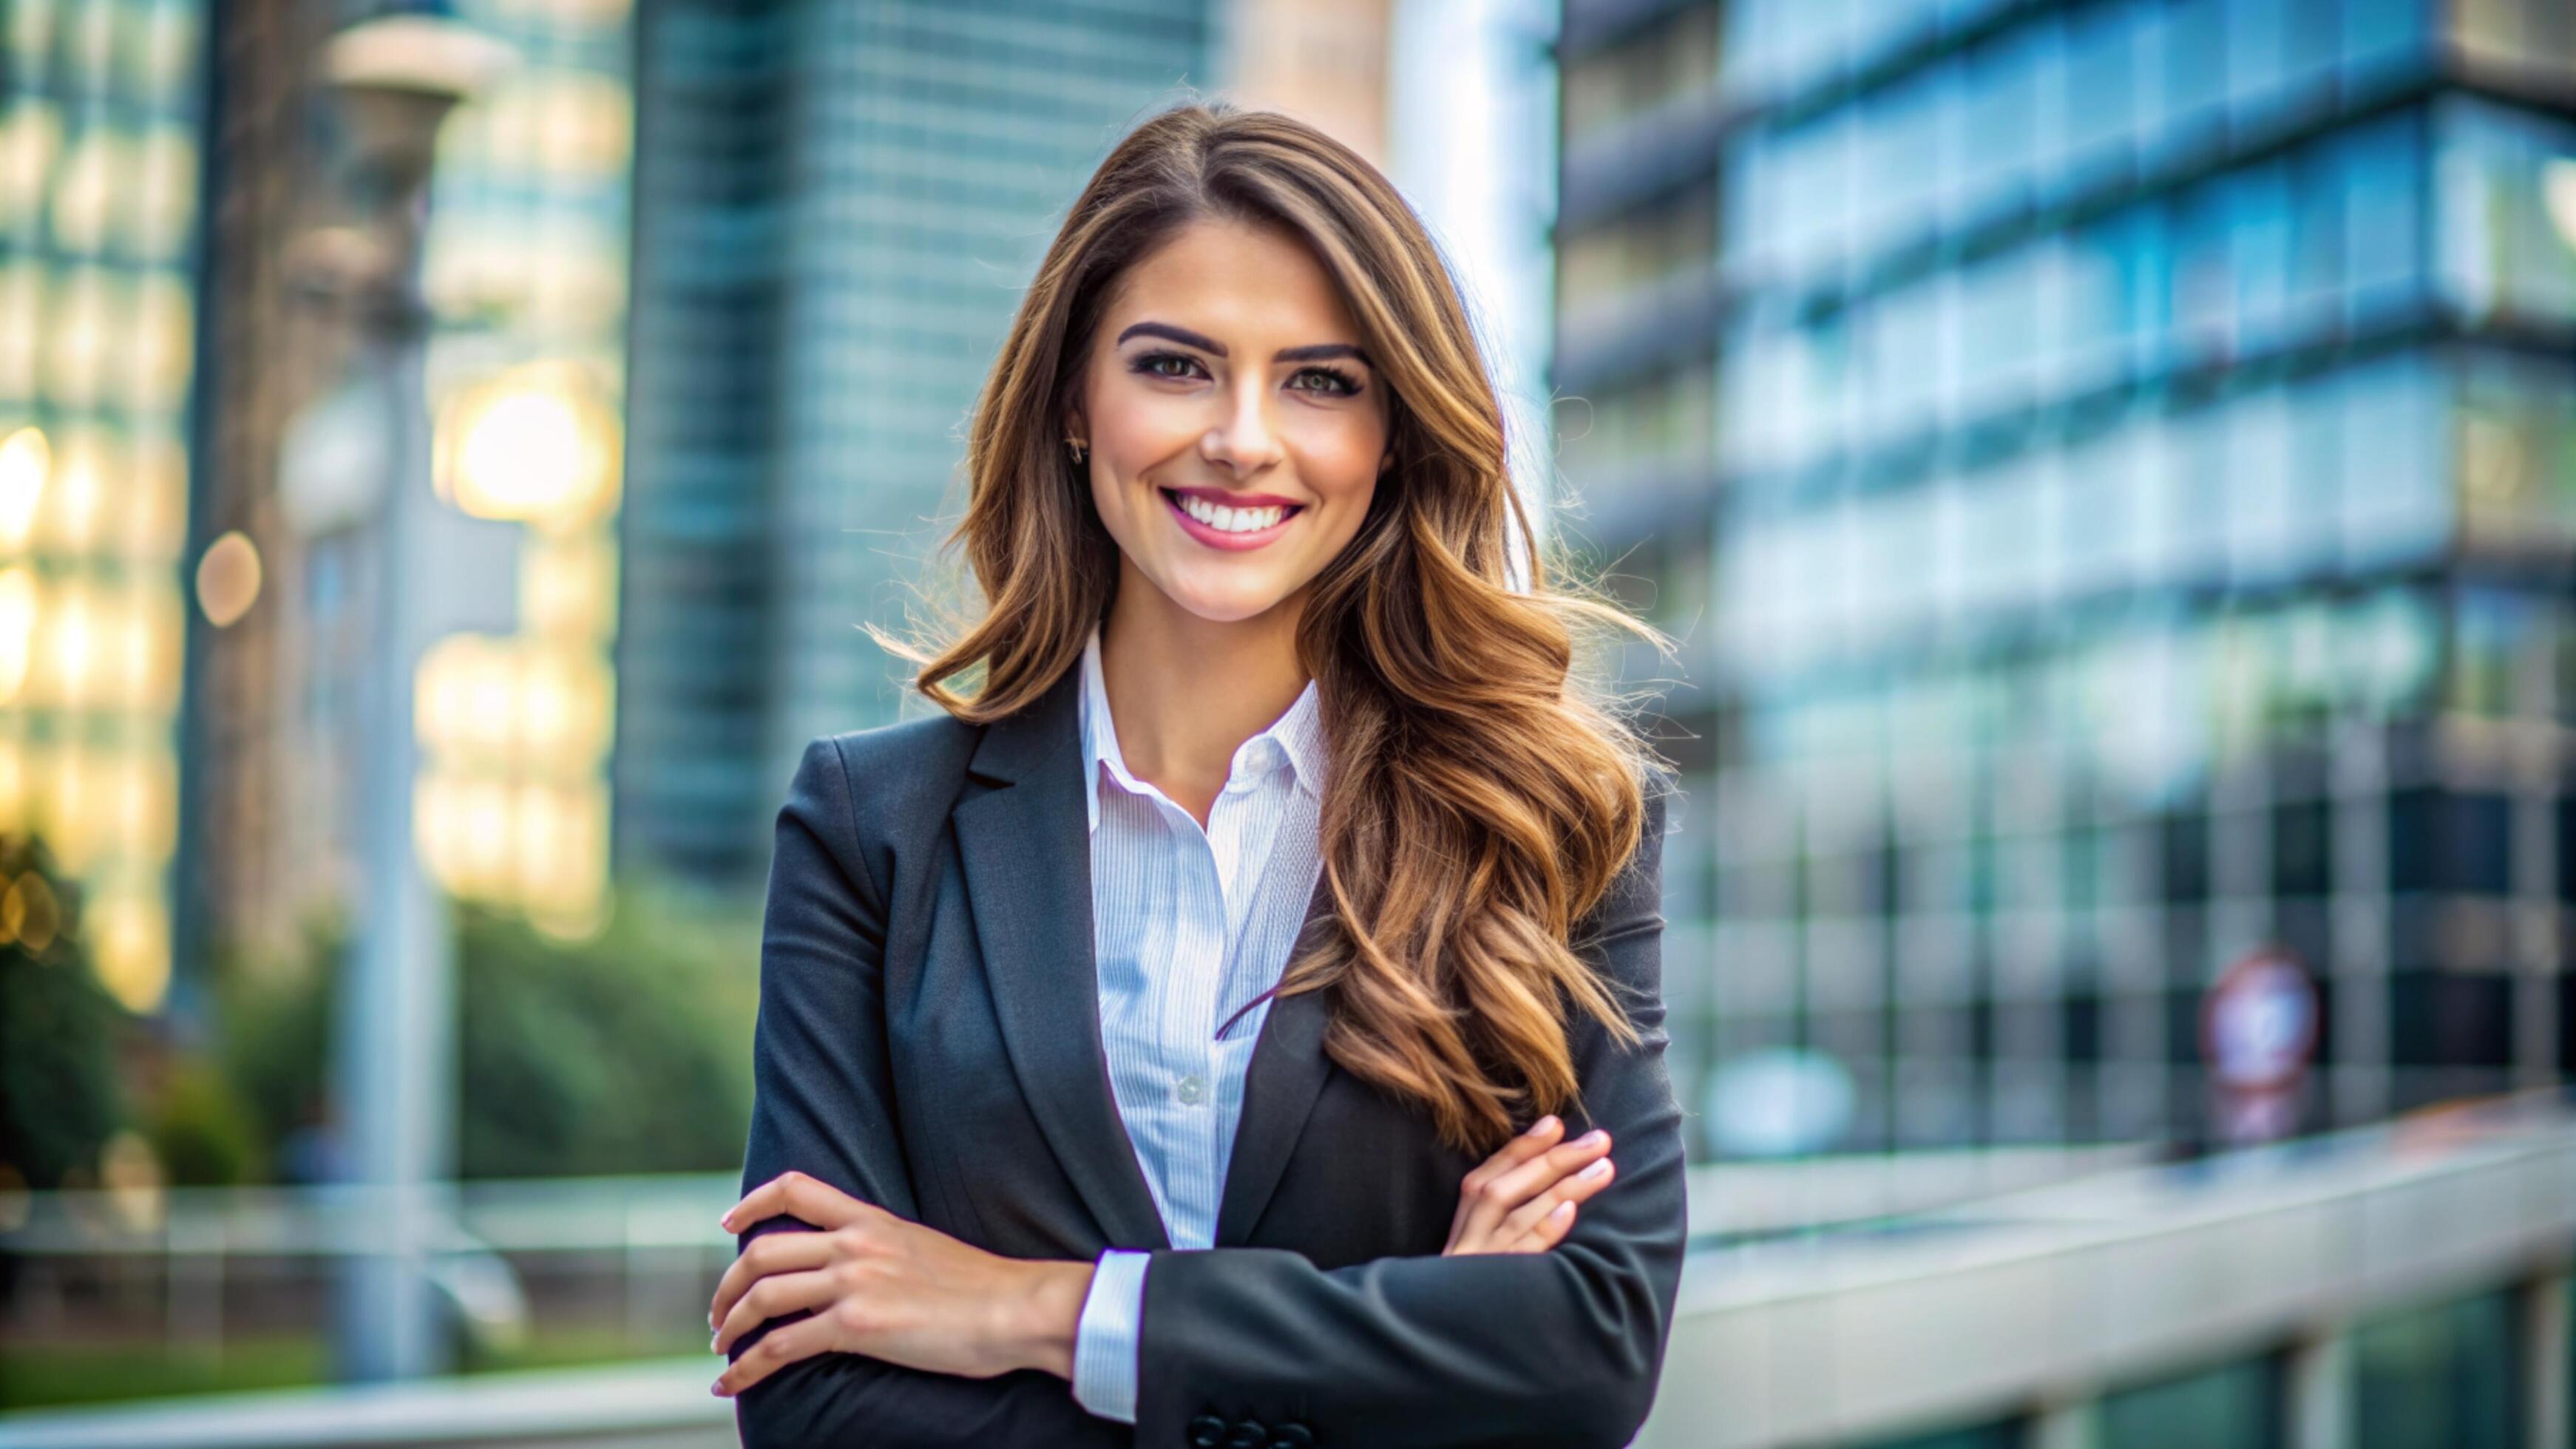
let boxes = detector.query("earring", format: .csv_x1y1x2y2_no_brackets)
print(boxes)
1067,436,1088,465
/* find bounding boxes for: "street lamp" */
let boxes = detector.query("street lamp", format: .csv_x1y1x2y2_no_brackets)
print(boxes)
307,2,512,1385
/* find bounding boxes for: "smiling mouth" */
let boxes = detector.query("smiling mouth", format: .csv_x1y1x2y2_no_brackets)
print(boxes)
1160,487,1304,548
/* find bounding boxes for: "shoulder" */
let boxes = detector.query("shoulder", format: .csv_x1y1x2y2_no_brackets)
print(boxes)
790,710,983,846
1622,761,1680,880
1572,760,1678,951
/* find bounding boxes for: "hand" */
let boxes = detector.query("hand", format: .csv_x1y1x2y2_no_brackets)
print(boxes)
1442,1113,1616,1256
707,1171,1094,1398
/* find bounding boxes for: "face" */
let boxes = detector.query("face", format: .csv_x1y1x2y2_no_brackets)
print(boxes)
1071,217,1394,625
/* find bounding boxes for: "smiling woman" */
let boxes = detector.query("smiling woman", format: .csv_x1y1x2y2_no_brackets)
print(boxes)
1076,221,1393,622
712,97,1685,1449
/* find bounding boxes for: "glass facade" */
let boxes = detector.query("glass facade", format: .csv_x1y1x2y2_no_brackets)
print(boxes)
1557,0,2576,1156
0,0,206,1012
613,0,1214,889
2098,1354,2283,1449
2352,1288,2523,1449
409,0,636,939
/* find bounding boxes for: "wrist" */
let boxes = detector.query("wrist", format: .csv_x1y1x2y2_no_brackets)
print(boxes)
1007,1258,1095,1380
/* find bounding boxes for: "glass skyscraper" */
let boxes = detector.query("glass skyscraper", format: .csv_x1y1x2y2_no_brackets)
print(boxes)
0,0,206,1014
616,0,1216,889
1556,0,2576,1156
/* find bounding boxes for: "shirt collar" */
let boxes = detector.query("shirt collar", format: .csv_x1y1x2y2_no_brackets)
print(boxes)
1077,622,1325,835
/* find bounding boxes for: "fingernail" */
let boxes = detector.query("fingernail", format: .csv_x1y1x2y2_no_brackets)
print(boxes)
709,1333,721,1354
1582,1157,1613,1178
719,1214,733,1232
1579,1129,1607,1147
1550,1200,1574,1219
710,1380,727,1397
1530,1114,1557,1136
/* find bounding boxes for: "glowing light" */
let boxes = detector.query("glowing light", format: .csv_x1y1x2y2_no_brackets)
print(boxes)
129,273,194,413
0,869,58,952
48,128,122,253
195,529,262,627
441,362,620,528
0,101,64,231
0,262,40,402
45,269,115,410
0,426,49,549
132,128,202,262
523,531,614,639
113,751,176,863
44,579,92,709
92,889,171,1013
0,742,23,831
126,432,189,564
41,425,107,552
0,566,35,704
115,584,181,713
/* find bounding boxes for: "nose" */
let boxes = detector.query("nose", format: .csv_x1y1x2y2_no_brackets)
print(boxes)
1199,375,1286,477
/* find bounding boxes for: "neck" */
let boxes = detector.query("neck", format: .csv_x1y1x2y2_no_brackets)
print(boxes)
1099,564,1309,825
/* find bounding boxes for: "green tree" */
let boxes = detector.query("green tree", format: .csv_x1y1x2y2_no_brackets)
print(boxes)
455,877,759,1178
0,834,123,1190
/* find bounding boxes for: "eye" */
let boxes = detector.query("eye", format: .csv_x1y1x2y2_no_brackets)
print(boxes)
1133,350,1207,381
1290,366,1363,398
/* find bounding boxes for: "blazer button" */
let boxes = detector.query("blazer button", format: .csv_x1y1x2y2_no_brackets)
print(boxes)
1271,1425,1315,1448
1187,1414,1227,1448
1224,1421,1269,1448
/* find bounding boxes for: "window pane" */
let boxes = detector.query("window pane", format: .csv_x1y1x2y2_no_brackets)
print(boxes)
2353,1290,2521,1449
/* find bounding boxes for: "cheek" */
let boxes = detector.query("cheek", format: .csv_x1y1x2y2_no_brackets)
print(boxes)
1288,412,1386,512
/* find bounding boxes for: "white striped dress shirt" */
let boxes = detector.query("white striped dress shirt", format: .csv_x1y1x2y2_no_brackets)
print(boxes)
1067,623,1328,1424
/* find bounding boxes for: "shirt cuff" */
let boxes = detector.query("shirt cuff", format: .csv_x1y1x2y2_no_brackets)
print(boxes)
1070,1248,1149,1423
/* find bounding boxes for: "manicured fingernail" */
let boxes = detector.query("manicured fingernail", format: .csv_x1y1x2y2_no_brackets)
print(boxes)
709,1333,721,1354
719,1213,733,1231
1579,1129,1607,1147
1582,1157,1612,1178
1550,1201,1574,1220
710,1380,727,1397
1530,1114,1557,1136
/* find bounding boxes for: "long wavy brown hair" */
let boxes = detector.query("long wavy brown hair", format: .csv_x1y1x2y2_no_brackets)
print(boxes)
877,98,1672,1156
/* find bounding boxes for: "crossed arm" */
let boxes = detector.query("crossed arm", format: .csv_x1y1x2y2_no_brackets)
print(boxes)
716,738,1684,1448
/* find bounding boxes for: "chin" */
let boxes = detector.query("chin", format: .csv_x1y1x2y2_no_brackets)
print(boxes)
1155,569,1300,625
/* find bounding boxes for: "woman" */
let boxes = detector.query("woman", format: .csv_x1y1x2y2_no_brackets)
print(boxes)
705,100,1685,1449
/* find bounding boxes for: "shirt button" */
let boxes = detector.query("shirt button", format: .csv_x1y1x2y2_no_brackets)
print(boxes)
1176,1073,1207,1106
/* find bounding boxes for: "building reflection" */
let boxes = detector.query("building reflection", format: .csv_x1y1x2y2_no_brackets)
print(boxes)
1557,0,2576,1161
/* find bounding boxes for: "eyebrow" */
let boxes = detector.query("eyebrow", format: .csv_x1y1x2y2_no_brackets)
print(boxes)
1116,320,1373,369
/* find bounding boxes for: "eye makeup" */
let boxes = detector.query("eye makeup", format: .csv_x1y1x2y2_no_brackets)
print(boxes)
1126,347,1364,398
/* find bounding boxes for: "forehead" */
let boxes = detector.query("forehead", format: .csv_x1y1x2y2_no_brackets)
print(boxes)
1103,217,1363,342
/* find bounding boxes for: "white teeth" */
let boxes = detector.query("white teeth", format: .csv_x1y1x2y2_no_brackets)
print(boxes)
1177,494,1285,532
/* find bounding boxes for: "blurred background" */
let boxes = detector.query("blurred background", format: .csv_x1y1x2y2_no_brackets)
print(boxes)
0,0,2572,1445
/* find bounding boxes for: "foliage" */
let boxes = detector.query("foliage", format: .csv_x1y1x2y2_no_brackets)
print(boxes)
201,913,342,1184
0,835,123,1190
455,875,760,1179
146,1055,262,1187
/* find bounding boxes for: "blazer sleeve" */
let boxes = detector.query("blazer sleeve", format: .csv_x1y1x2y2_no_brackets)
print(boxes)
1131,775,1687,1449
728,736,1131,1449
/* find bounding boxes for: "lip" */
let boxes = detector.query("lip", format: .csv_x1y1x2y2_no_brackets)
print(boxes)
1160,486,1304,552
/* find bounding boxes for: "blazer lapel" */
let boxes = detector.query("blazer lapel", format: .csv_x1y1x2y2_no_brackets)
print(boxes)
952,667,1171,1252
1215,842,1339,1246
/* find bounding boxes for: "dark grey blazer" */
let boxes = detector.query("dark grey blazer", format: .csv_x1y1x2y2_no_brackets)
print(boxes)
728,660,1686,1449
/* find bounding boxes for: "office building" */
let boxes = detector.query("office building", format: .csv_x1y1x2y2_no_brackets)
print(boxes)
0,0,209,1013
1556,0,2576,1154
616,0,1216,889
